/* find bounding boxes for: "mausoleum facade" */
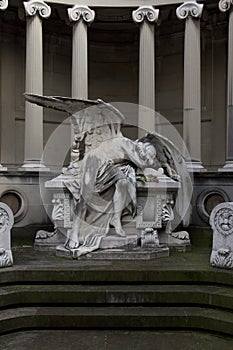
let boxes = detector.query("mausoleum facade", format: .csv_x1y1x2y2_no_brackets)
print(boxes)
0,0,232,232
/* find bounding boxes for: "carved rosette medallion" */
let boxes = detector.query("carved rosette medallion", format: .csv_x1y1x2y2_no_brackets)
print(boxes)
219,0,233,12
176,1,204,20
68,5,95,23
132,6,159,24
214,207,233,236
24,0,51,18
0,0,8,11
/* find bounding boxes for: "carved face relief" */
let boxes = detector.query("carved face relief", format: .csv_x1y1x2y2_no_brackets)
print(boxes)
0,209,9,233
214,208,233,236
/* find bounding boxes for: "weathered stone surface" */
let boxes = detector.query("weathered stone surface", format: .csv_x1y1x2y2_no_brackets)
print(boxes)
0,202,14,268
210,202,233,269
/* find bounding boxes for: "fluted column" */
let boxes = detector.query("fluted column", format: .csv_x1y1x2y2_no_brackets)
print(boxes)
219,0,233,171
132,6,159,136
176,1,204,171
0,0,9,170
68,5,95,99
20,0,51,171
0,0,8,10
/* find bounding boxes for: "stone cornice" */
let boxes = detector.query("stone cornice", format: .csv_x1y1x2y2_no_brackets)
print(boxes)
176,1,203,20
68,5,95,23
132,6,159,23
219,0,233,12
0,0,8,11
24,0,51,18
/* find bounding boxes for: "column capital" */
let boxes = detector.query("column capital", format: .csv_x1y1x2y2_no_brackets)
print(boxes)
24,0,51,18
176,1,203,20
0,0,8,11
68,5,95,23
132,6,159,24
219,0,233,12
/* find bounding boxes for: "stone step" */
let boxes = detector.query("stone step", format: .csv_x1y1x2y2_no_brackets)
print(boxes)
0,284,232,310
0,306,232,335
1,267,233,285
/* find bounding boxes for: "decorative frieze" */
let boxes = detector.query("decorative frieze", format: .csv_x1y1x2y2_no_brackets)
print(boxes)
24,0,51,18
68,5,95,23
219,0,233,12
132,5,159,23
0,0,8,11
176,1,203,20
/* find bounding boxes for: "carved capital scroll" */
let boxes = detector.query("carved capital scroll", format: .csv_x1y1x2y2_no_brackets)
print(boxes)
132,6,159,24
24,0,51,18
176,1,203,20
219,0,233,12
68,5,95,23
0,0,8,11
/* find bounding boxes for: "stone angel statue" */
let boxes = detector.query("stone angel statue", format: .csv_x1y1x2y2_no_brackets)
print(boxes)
25,94,191,255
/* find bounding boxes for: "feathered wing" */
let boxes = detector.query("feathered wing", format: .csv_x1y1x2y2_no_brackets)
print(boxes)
24,93,124,122
24,93,125,153
24,93,100,114
139,132,192,227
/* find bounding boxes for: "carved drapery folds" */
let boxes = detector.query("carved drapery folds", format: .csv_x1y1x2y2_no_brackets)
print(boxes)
24,0,51,18
219,0,233,12
132,5,159,23
0,0,8,11
68,5,95,23
176,1,203,20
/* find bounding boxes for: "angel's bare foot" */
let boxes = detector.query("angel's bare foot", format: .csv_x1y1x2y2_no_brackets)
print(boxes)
65,238,79,250
115,227,126,237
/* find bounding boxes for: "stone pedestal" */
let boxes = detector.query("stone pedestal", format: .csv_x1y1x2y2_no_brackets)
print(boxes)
34,171,190,259
0,203,14,268
210,202,233,269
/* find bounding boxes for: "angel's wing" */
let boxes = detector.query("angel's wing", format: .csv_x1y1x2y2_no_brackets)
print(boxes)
24,93,125,156
24,93,99,113
139,132,192,227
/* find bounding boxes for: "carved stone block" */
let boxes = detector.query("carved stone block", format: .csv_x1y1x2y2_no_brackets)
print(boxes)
0,202,14,268
210,202,233,269
141,228,160,248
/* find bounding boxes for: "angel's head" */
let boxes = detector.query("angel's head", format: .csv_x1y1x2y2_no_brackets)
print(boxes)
136,141,157,166
144,143,157,166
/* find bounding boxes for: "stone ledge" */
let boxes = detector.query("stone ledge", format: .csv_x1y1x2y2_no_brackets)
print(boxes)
56,244,169,260
0,306,233,335
0,284,232,310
